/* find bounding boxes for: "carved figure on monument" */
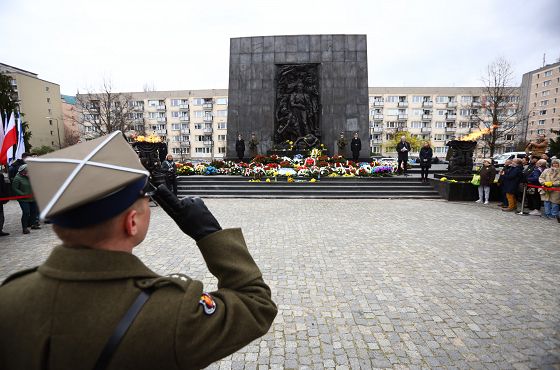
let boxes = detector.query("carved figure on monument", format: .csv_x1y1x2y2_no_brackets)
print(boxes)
275,64,320,148
294,134,320,150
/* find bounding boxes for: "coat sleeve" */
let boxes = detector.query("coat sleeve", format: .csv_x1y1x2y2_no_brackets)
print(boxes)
11,177,23,196
538,169,547,185
174,228,277,369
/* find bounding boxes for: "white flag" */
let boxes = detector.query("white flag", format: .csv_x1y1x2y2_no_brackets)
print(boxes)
15,114,25,160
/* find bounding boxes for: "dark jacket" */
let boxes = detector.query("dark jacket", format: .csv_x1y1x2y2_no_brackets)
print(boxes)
528,166,545,185
501,165,522,194
521,163,535,183
350,138,361,153
419,147,433,168
479,165,497,187
396,141,411,159
235,139,245,154
0,228,277,370
161,160,177,178
8,159,25,180
11,173,34,202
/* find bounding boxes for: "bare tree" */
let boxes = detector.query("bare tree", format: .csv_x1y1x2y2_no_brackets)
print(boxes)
468,58,529,158
76,79,135,139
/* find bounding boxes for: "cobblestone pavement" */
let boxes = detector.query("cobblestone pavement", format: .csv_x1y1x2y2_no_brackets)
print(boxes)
1,199,559,369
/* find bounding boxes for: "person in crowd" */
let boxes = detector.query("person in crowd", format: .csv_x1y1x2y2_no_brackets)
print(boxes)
235,134,245,161
496,159,513,208
538,158,560,221
0,132,277,369
525,134,548,158
11,164,39,234
0,171,10,236
476,159,496,205
501,158,523,212
541,152,552,167
350,132,361,162
248,133,259,158
527,159,547,216
8,152,30,181
419,141,433,183
161,154,178,195
396,135,411,176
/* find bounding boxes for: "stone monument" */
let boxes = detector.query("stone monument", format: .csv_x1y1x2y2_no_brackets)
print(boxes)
227,35,370,158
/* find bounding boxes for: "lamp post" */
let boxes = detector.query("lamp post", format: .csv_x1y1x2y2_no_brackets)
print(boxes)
46,116,62,149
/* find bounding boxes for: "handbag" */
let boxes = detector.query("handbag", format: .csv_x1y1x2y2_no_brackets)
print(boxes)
471,174,481,186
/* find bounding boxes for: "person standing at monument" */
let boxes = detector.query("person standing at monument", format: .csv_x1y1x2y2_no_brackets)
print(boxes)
337,132,347,157
0,132,277,369
248,133,259,159
350,132,361,162
396,135,411,176
161,154,178,196
235,134,245,161
419,141,433,182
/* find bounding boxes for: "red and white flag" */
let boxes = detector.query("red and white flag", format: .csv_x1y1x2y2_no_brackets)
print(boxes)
0,112,16,165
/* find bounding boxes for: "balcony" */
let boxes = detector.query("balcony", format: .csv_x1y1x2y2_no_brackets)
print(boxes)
180,128,190,134
373,101,384,107
155,129,167,135
156,117,166,123
472,101,481,107
203,140,213,146
445,127,456,133
446,114,457,120
421,127,431,133
179,116,189,122
397,114,408,120
422,101,433,108
422,114,432,120
203,127,213,134
179,104,189,110
374,114,383,120
371,139,383,144
157,105,166,110
372,127,383,132
203,103,213,110
179,141,190,147
447,102,458,108
133,105,144,111
398,102,408,107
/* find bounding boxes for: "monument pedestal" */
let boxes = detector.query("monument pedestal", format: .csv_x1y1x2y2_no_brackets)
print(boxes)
267,149,329,158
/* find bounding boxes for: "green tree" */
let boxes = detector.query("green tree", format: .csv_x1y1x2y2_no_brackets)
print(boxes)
31,145,55,155
0,73,32,151
383,131,422,153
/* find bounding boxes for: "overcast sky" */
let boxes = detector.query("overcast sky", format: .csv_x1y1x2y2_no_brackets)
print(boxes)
1,0,559,95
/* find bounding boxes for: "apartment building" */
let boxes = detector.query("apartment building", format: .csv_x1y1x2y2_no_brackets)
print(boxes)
78,89,228,160
77,86,522,159
0,63,64,149
520,61,560,142
368,87,522,157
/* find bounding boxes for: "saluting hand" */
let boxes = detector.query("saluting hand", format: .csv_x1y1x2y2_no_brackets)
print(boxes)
152,185,222,241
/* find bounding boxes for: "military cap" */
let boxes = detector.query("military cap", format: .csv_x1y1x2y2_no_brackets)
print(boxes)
26,131,150,228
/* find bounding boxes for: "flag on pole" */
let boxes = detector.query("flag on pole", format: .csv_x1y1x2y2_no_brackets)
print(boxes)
15,113,25,160
0,112,16,165
0,111,5,149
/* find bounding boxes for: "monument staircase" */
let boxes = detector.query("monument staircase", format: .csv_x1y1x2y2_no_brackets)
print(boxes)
176,174,439,199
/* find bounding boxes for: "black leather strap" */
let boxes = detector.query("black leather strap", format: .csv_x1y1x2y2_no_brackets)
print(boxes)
93,290,152,370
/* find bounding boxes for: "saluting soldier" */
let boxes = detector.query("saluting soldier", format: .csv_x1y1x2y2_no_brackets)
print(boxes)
0,132,277,370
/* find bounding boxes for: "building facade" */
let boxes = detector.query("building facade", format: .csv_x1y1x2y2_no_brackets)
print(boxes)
0,63,64,150
520,61,560,142
76,86,522,160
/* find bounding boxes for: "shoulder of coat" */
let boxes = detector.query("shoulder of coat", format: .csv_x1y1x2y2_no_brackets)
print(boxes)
1,266,39,286
135,273,193,292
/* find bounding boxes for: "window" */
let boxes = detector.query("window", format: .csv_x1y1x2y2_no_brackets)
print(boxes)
461,96,472,104
128,112,143,119
172,124,181,130
410,121,422,128
217,122,227,129
437,110,446,116
171,99,181,106
48,108,51,114
49,120,53,125
538,120,545,125
385,122,397,128
505,134,514,141
130,101,144,107
148,112,165,119
217,134,226,141
45,86,49,92
386,96,398,103
412,96,422,103
194,111,204,117
218,147,226,153
216,98,228,105
171,111,180,117
435,122,445,128
192,98,204,105
540,100,549,106
539,110,547,115
434,135,445,141
459,109,470,116
412,109,423,116
216,110,227,117
148,100,159,107
194,123,202,129
543,80,551,87
537,129,545,134
436,96,449,103
434,146,448,153
46,97,50,103
544,70,552,77
542,90,550,97
386,109,398,116
195,147,211,153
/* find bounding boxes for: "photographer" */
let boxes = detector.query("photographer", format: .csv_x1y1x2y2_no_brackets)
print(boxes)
0,132,277,370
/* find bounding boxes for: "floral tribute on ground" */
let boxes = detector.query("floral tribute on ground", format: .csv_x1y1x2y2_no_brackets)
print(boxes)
175,153,396,181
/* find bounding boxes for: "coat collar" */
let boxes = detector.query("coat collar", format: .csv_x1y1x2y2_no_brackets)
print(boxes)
38,245,160,281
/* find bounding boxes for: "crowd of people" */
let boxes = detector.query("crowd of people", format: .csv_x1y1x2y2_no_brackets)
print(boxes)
474,151,560,222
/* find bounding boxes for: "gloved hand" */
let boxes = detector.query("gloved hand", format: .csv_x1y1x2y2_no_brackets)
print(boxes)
152,185,221,241
544,181,553,187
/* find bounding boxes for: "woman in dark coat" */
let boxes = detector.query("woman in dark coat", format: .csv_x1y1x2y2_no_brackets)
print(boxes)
419,141,433,183
501,158,523,212
476,159,497,204
350,132,361,162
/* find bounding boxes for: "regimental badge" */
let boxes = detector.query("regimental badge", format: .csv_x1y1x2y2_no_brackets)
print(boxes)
199,293,217,315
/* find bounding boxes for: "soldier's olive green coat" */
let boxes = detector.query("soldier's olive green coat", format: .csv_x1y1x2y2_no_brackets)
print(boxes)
0,228,277,370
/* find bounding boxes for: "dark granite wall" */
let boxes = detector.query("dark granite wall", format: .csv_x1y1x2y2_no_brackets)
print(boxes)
227,35,369,158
